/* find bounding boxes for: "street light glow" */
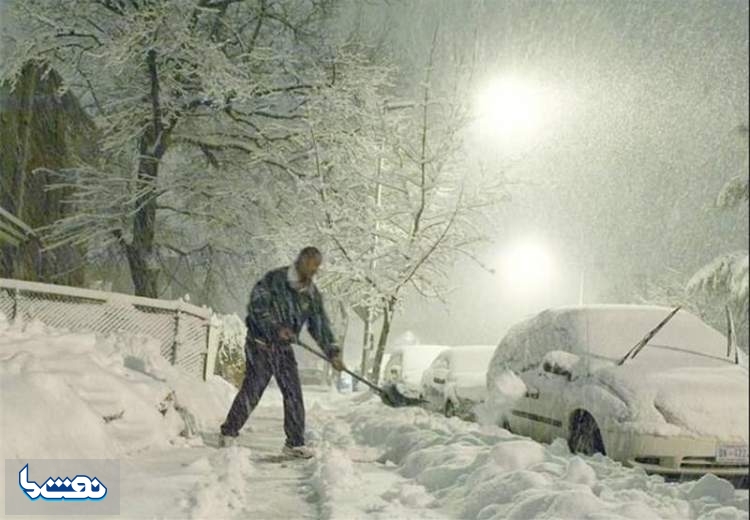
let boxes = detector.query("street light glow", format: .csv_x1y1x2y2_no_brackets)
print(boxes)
497,240,556,291
476,76,545,138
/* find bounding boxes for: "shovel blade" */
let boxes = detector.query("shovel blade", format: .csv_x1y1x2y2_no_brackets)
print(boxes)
379,384,426,408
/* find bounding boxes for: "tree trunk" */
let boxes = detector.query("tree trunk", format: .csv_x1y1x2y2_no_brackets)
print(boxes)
360,306,374,376
370,299,395,384
333,301,349,388
125,49,165,298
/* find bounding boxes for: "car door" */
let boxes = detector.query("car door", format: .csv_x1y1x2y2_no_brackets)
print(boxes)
515,364,568,443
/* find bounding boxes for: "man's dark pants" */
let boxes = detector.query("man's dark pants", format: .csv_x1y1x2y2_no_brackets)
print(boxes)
220,335,305,447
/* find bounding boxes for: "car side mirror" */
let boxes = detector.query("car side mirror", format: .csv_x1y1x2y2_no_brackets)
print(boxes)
541,350,580,381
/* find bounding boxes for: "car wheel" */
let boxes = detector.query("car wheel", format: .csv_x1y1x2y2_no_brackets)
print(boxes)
569,411,605,456
444,400,455,418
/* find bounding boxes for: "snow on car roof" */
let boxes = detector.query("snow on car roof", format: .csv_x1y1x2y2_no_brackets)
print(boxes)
492,304,728,371
390,344,449,364
437,345,496,373
389,344,450,384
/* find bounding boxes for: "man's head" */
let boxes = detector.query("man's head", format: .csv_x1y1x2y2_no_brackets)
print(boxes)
294,246,322,286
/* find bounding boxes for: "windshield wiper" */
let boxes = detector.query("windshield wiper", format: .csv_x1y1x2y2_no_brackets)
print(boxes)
725,305,740,364
617,306,681,366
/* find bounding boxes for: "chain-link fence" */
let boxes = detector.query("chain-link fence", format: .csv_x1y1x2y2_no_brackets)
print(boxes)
0,278,220,380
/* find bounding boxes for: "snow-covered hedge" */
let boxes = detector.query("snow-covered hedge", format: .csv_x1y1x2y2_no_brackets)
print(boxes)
215,313,247,387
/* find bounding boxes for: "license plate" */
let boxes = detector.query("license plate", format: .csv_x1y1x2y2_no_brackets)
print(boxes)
716,444,749,464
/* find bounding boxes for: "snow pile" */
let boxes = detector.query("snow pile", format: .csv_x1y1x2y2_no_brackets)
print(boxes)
113,330,237,434
306,398,447,520
310,445,359,519
345,398,749,520
0,315,235,511
186,446,256,519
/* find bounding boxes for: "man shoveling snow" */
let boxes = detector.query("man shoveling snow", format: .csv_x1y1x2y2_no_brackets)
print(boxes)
219,247,345,459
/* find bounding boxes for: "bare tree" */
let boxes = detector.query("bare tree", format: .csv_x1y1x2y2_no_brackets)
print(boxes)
280,27,509,382
5,0,358,298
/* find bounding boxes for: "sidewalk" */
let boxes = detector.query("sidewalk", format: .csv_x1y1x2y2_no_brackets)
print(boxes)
119,406,317,519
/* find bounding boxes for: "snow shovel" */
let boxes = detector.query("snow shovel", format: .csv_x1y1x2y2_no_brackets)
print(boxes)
292,339,425,408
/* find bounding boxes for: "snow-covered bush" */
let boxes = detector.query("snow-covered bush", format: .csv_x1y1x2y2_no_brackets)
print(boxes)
214,313,246,388
688,252,749,313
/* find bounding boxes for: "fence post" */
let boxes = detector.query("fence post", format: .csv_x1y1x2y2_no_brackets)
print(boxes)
172,307,182,366
11,288,19,321
203,316,220,381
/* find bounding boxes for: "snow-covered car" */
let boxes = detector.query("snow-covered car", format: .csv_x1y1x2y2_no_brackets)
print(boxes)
420,345,496,419
383,344,448,398
486,304,749,480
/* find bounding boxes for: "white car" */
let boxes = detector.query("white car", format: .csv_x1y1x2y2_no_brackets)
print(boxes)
383,345,448,398
420,345,496,419
486,304,749,480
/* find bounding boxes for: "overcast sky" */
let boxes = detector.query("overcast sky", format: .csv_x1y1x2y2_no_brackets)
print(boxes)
348,0,749,350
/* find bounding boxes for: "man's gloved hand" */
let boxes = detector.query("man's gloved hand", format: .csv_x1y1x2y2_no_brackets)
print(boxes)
330,354,345,372
277,326,295,342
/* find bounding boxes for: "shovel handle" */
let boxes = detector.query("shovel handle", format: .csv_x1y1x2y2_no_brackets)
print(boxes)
291,340,385,395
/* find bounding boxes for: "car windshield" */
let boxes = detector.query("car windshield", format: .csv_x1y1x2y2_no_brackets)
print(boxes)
566,307,726,363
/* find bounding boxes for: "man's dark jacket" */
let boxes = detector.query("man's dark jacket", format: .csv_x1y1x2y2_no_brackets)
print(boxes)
245,266,339,359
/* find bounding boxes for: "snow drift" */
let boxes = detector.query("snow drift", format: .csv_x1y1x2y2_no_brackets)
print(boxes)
0,314,236,512
345,397,749,519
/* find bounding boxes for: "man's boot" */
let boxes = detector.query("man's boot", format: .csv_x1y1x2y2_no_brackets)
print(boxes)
282,444,314,459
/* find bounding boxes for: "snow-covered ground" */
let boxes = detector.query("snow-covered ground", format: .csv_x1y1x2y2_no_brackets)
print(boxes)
1,317,748,519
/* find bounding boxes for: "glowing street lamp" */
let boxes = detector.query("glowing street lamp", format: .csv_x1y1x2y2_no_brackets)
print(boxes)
474,75,565,149
496,240,556,292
